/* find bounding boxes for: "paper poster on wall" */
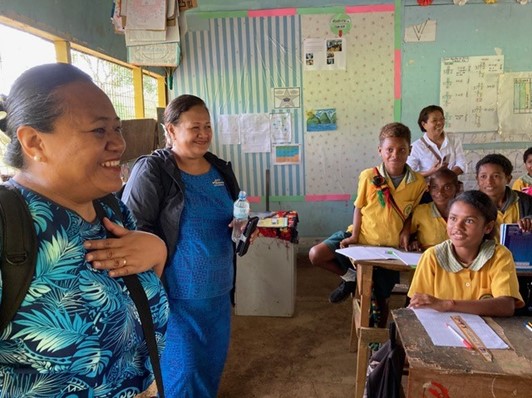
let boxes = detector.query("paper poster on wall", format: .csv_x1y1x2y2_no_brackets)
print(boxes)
306,108,337,132
126,0,167,31
404,19,436,42
270,113,292,144
127,42,181,66
440,55,504,133
240,113,271,153
219,114,240,144
273,87,301,109
273,145,301,165
303,38,346,71
497,72,532,135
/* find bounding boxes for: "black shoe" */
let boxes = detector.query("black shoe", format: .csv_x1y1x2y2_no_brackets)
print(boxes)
329,281,357,303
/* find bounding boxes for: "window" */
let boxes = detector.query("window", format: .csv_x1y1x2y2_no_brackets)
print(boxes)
71,50,136,120
0,23,56,176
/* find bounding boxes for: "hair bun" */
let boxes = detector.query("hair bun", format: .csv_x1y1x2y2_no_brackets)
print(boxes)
0,94,7,133
0,111,7,133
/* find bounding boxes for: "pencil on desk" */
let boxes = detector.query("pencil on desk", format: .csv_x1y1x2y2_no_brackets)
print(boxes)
446,323,473,350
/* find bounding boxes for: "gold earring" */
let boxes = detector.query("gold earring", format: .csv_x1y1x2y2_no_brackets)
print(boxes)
33,155,42,162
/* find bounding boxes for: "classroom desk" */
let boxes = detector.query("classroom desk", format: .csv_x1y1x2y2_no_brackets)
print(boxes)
349,259,413,398
392,308,532,398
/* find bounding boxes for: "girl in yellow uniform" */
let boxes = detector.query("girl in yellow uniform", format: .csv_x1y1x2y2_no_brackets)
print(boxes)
407,168,460,251
408,190,524,317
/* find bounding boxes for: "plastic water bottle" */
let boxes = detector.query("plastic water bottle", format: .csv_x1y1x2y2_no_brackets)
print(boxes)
232,191,250,243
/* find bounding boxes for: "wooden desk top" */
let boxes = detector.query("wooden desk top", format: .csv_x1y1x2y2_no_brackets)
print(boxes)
352,258,412,272
392,308,532,393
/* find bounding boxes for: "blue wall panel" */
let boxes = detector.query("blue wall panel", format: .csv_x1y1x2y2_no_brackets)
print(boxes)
172,16,304,197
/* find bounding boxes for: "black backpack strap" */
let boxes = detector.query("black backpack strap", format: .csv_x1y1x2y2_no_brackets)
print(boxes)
94,197,165,398
0,184,38,332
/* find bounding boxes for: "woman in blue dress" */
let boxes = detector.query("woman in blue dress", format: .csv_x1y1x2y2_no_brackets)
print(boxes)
122,94,241,397
0,63,168,397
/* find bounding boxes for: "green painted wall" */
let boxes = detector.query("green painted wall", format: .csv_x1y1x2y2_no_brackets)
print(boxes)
0,0,126,61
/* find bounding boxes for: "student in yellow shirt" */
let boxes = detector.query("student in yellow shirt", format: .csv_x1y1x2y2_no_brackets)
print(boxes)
408,190,524,316
475,153,532,241
512,147,532,193
407,168,460,251
310,122,426,326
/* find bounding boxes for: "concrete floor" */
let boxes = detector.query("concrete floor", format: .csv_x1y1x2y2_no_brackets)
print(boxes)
219,254,357,398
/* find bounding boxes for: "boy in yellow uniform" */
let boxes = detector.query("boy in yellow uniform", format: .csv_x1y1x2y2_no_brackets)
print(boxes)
406,168,459,251
408,190,524,316
310,122,426,327
512,147,532,193
475,153,532,241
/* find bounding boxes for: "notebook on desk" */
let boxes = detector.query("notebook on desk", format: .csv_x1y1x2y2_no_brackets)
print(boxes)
336,245,422,267
500,223,532,270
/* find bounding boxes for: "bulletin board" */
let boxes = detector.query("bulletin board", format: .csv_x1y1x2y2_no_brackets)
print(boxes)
302,12,395,195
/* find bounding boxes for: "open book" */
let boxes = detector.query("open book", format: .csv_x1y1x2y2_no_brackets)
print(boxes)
335,245,422,267
500,223,532,269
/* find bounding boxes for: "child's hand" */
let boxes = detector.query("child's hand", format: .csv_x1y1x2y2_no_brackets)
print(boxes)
518,217,532,232
408,240,421,252
339,235,357,248
84,218,167,277
408,292,452,312
399,230,411,251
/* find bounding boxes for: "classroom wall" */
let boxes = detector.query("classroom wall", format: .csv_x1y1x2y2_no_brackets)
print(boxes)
3,1,531,244
401,0,532,190
172,5,397,243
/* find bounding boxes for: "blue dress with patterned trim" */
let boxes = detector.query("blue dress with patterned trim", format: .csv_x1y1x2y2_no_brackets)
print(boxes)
0,181,169,398
161,167,234,397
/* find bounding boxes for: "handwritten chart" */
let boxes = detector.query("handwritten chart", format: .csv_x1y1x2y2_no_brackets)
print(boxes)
440,55,504,133
498,72,532,135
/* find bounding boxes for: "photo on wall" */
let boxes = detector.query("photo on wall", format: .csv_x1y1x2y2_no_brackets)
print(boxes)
306,108,337,132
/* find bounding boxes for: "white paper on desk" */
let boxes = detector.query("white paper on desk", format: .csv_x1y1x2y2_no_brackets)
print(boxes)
390,250,422,267
336,245,421,266
412,308,508,349
336,246,395,262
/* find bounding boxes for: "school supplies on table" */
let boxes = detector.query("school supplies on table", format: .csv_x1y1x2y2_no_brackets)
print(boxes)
445,323,473,350
336,245,422,267
451,315,492,362
412,308,508,350
500,223,532,269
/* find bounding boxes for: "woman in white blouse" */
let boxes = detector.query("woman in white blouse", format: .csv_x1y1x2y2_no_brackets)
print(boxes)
407,105,467,179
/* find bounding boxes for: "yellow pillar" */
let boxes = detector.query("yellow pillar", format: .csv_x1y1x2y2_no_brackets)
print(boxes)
157,76,167,108
132,67,145,118
54,40,71,63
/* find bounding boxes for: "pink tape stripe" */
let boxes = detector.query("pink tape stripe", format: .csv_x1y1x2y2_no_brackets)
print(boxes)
247,196,261,203
305,194,352,202
248,8,297,17
394,49,401,99
345,4,394,13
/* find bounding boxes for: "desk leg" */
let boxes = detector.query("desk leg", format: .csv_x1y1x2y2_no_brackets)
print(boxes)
353,264,375,398
355,327,390,398
350,265,374,352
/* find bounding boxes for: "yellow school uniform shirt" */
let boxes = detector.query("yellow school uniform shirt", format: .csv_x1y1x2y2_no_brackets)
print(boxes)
494,187,521,242
410,202,448,250
349,164,426,247
512,174,531,192
408,240,524,308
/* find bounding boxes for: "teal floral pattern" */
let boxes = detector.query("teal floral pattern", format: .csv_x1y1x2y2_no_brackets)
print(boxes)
0,183,168,397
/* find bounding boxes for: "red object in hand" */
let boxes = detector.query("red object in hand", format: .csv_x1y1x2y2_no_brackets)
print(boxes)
417,0,433,5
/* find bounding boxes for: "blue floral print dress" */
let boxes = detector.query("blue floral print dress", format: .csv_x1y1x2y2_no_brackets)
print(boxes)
0,181,168,398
